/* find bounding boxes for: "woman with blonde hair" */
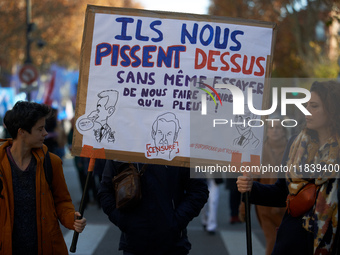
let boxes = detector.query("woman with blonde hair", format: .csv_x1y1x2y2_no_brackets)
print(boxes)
237,80,340,255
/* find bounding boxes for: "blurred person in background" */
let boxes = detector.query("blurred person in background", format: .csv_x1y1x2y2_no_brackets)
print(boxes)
68,117,98,208
201,178,223,235
239,119,287,255
255,120,288,255
226,177,242,224
44,108,67,159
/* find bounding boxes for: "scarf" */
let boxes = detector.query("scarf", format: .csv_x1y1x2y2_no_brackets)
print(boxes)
286,129,339,254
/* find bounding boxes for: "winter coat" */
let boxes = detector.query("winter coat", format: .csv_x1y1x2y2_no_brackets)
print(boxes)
0,139,75,255
98,161,209,255
248,136,340,255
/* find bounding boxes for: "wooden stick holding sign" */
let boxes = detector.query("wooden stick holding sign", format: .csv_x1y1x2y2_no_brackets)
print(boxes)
244,191,252,255
70,145,106,253
231,153,261,255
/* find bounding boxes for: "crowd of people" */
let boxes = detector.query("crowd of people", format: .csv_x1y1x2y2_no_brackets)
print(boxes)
0,79,339,254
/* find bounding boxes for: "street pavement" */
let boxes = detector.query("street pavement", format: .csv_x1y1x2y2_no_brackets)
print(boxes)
60,155,266,255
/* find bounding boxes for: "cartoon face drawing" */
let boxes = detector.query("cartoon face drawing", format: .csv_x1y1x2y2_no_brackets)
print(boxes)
151,112,181,159
153,120,176,153
88,97,115,125
79,89,119,143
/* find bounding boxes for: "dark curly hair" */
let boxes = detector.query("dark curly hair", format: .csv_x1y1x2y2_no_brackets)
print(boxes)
309,80,340,136
4,101,51,139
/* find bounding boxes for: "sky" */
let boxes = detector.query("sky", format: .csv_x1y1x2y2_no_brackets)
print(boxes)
137,0,210,15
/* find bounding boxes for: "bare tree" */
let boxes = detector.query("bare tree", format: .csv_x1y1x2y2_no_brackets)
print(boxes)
0,0,142,86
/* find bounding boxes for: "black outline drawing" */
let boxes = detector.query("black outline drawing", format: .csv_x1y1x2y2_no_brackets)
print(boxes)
233,106,260,149
150,112,181,159
79,90,119,143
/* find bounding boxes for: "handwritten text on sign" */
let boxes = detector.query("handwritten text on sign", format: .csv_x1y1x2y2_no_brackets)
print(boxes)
73,7,274,166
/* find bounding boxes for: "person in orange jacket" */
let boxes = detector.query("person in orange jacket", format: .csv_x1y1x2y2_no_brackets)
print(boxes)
0,101,86,255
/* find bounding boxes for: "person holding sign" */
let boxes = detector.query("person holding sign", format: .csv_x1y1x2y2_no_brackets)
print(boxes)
0,101,86,255
98,161,209,255
237,81,340,255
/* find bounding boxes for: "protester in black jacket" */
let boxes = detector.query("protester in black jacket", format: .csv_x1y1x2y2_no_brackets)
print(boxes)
98,160,209,255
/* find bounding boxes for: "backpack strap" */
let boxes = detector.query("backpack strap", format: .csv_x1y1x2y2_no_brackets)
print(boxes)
139,164,148,176
0,175,3,199
43,152,53,192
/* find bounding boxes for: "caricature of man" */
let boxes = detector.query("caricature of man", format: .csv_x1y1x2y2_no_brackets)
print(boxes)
233,107,260,149
87,90,118,143
151,112,181,159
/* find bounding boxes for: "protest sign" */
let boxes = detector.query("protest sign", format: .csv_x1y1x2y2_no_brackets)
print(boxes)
72,5,276,168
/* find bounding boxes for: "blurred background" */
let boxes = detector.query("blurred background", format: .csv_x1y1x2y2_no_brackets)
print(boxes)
0,0,339,138
0,2,339,254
